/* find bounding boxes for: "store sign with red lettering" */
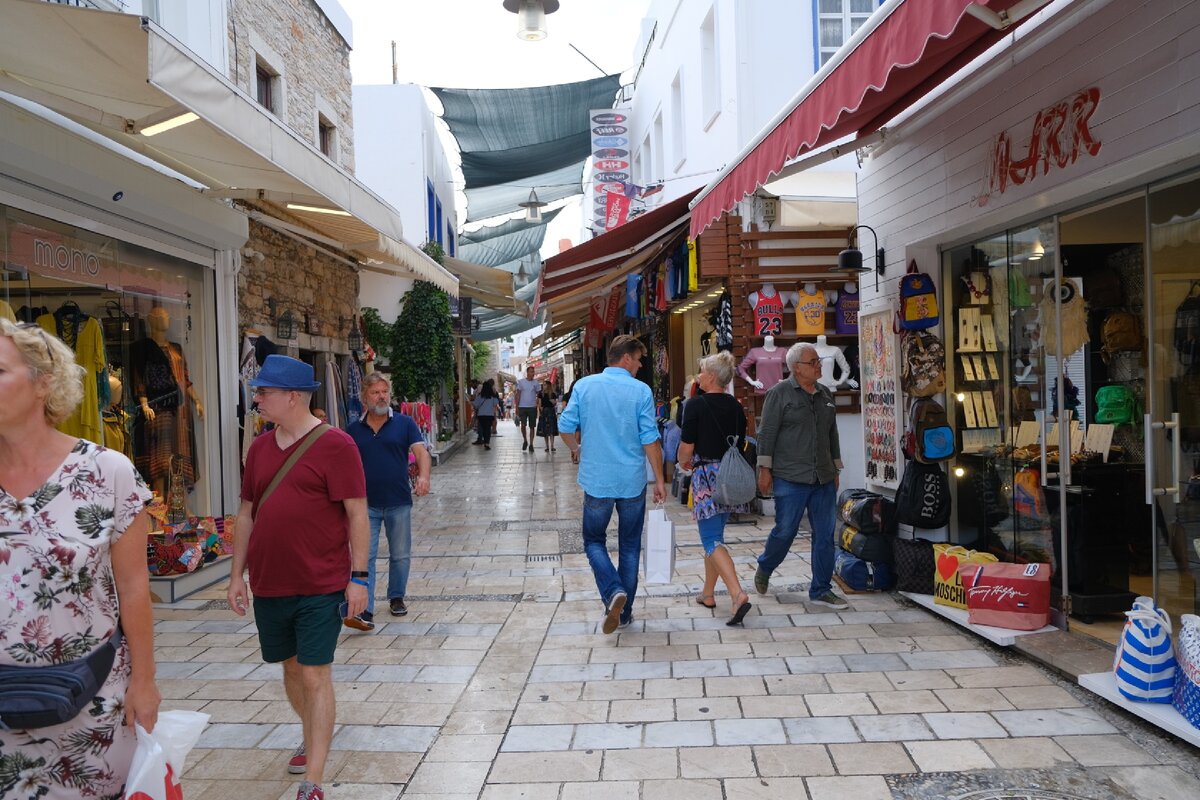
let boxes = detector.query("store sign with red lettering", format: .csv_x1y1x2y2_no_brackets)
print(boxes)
977,87,1102,207
590,107,633,231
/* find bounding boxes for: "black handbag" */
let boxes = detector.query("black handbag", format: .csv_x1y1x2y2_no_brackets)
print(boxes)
0,625,123,730
893,537,936,594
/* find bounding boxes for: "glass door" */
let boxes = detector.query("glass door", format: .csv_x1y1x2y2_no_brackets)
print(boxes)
1147,172,1200,623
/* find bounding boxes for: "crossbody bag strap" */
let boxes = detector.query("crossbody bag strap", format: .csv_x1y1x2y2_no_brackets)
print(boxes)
254,423,331,520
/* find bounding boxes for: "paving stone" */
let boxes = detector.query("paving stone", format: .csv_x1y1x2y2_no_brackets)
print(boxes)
851,714,934,742
559,781,640,800
1054,734,1160,766
330,724,439,752
921,712,1009,739
806,774,893,800
600,747,679,780
643,721,715,748
992,707,1118,737
713,718,787,746
784,655,849,674
1104,765,1200,799
638,778,723,800
979,736,1075,768
752,743,835,777
805,692,876,717
489,751,602,783
196,723,276,749
678,745,756,778
828,742,917,775
783,717,860,744
357,664,423,683
904,739,994,771
572,722,643,750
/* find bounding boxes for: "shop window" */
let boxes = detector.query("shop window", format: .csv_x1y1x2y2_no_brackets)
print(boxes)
435,197,444,246
1,205,216,520
815,0,876,69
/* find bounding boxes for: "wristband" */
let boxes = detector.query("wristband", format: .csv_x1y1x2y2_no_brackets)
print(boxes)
350,570,369,578
349,577,369,588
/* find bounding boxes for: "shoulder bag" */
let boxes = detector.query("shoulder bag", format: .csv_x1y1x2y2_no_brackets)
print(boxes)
254,423,331,520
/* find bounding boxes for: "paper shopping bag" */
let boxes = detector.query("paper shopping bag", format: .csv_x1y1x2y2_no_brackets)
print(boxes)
642,507,675,584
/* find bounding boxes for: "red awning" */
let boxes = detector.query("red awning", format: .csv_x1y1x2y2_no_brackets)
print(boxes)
689,0,1040,238
542,190,698,301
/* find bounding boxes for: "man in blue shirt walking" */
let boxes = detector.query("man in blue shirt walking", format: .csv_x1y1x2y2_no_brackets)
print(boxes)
346,373,432,630
559,335,666,634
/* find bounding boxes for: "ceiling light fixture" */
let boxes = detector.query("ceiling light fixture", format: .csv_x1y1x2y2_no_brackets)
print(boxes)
1028,239,1045,261
286,203,352,216
139,111,199,137
502,0,560,41
519,189,547,222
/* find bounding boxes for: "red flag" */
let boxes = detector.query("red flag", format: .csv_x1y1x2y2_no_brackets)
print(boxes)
605,285,622,329
604,191,631,230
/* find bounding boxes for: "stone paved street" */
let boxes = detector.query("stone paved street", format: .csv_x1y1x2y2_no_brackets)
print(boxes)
166,428,1200,799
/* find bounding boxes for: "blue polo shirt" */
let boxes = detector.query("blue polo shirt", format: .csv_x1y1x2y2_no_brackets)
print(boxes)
558,367,659,499
347,410,425,508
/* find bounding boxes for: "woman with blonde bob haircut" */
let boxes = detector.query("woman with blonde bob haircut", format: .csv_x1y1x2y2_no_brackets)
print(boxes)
676,350,753,625
0,318,159,799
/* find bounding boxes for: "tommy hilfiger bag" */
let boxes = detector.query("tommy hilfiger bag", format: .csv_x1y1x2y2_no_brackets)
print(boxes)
0,624,123,730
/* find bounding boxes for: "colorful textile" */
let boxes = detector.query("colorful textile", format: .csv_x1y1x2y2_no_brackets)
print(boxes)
689,461,752,521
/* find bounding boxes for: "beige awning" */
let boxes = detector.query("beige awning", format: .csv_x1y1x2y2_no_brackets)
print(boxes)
442,255,527,313
0,0,457,295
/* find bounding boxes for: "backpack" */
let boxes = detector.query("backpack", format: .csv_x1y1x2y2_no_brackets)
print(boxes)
905,399,955,463
834,549,896,592
1100,310,1143,362
1174,286,1200,368
698,397,757,506
896,459,951,529
898,260,939,330
1094,384,1138,426
900,330,946,398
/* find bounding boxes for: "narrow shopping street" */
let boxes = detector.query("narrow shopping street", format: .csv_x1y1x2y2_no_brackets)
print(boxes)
153,430,1199,800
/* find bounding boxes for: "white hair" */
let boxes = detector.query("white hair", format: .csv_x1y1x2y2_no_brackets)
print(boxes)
786,342,818,370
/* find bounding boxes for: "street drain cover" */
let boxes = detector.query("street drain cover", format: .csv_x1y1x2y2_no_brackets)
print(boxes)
527,554,562,563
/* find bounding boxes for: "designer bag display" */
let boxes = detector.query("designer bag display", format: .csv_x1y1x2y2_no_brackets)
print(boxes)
0,624,123,730
1173,614,1200,728
1113,596,1177,703
958,561,1051,630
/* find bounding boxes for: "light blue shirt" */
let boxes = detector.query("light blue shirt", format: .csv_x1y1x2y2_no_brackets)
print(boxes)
558,367,659,499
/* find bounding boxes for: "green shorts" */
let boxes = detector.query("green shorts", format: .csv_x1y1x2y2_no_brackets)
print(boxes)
252,591,343,666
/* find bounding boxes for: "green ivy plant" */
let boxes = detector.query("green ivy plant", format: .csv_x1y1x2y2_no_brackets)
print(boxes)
359,307,393,364
470,341,491,379
389,242,455,401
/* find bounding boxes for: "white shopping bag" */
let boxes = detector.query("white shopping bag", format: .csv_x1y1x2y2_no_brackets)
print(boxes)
642,506,675,584
123,710,210,800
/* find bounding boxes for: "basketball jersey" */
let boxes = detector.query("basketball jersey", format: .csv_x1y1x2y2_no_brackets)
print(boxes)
834,290,859,334
752,288,785,337
793,286,826,336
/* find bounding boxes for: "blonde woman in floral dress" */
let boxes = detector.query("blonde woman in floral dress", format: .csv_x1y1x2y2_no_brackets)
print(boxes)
0,319,158,799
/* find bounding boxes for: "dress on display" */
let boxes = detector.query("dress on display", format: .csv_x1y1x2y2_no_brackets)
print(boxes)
0,440,152,800
129,337,196,487
36,310,106,445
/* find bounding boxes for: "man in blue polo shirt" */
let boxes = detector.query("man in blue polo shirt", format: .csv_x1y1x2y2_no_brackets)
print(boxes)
346,372,431,629
559,335,665,634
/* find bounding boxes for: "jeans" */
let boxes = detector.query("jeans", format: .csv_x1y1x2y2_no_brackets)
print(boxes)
756,477,837,599
476,415,493,444
697,513,729,556
582,492,645,622
366,504,412,615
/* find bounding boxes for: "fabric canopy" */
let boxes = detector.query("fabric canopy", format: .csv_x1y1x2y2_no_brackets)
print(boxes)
464,162,585,223
459,208,561,268
689,0,1038,238
442,254,526,313
0,0,457,294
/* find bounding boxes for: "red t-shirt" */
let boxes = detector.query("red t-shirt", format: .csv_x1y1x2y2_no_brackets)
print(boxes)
241,427,366,597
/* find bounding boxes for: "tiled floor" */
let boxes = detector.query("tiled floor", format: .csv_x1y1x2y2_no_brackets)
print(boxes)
164,428,1200,799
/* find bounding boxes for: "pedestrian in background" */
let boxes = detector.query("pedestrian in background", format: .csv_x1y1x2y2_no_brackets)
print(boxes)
676,351,752,625
515,366,541,452
227,354,369,800
536,379,558,452
0,319,159,800
472,378,500,450
559,335,665,634
753,343,847,610
347,373,431,626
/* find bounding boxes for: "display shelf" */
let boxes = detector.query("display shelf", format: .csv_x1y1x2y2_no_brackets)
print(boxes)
149,555,231,604
1079,672,1200,747
900,591,1058,646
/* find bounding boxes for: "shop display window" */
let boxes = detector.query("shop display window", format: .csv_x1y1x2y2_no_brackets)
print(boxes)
1,206,215,521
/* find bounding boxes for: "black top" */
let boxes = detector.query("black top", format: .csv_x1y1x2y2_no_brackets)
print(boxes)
680,393,747,461
538,391,557,410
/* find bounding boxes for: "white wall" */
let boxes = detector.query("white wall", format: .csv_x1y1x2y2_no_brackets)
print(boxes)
353,83,458,322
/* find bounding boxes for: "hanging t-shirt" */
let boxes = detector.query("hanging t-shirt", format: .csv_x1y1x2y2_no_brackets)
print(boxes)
834,289,860,335
687,240,699,291
752,286,785,337
655,265,668,311
792,285,827,336
626,273,642,319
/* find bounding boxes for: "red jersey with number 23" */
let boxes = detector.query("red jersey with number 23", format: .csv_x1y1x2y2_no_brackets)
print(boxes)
241,427,366,597
753,288,785,337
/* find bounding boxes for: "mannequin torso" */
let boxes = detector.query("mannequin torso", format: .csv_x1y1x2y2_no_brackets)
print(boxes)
813,334,857,390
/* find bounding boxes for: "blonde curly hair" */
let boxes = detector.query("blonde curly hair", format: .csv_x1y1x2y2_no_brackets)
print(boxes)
0,318,84,425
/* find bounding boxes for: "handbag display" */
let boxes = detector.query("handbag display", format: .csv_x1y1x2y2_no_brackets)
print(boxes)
898,260,939,330
642,507,675,584
0,625,123,730
893,537,936,594
932,543,998,609
1114,596,1177,703
834,549,895,592
1173,614,1200,728
900,330,947,398
958,561,1051,630
896,459,952,529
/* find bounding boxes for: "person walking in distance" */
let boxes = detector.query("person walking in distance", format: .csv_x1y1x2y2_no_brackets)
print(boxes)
752,343,848,610
536,379,559,452
472,378,500,450
227,355,369,800
559,335,666,633
515,366,541,452
676,352,753,625
347,373,431,626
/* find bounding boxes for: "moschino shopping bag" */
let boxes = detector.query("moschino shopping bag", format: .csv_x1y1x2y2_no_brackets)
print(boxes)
642,507,675,584
932,544,997,610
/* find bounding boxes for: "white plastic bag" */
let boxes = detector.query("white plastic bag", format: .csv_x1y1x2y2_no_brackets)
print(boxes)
124,710,210,800
642,507,675,584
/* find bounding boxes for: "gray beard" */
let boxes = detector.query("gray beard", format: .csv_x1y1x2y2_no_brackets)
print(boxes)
370,403,390,416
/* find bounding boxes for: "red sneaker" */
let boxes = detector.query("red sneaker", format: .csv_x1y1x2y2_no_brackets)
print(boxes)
296,781,323,800
287,744,306,775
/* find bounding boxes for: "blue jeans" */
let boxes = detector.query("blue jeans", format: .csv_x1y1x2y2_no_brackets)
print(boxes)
697,513,729,556
757,478,837,599
582,492,645,622
367,504,412,615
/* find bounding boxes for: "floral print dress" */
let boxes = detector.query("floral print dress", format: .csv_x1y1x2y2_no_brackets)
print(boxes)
0,440,151,800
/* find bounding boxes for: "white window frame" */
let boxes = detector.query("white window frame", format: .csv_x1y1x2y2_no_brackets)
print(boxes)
816,0,875,69
699,5,721,130
652,110,665,191
314,94,340,163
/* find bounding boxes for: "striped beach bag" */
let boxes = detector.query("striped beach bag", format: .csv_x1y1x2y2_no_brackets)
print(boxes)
1113,596,1176,703
1173,614,1200,728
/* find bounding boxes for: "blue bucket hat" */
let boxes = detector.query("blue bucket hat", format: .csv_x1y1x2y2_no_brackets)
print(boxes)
248,354,321,391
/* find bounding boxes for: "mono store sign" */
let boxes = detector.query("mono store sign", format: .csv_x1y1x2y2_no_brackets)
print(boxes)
7,222,118,286
976,87,1103,207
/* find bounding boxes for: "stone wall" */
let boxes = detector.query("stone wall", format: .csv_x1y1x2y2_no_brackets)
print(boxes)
227,0,354,172
238,218,359,355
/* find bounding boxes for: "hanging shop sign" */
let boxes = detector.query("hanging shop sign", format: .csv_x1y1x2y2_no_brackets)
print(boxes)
861,306,903,490
590,107,633,232
977,87,1102,207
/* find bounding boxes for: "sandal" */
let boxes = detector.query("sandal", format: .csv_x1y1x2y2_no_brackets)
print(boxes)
728,593,752,626
695,594,717,609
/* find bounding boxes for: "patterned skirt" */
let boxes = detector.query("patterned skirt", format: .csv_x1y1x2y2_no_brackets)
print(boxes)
536,410,558,438
690,460,752,521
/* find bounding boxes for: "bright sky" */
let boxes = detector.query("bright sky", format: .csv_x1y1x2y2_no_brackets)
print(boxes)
342,0,653,252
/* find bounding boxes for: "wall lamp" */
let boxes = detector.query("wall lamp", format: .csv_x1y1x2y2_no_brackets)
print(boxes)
276,310,296,341
831,224,885,289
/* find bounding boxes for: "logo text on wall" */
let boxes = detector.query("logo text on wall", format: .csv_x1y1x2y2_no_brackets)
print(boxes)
977,87,1102,207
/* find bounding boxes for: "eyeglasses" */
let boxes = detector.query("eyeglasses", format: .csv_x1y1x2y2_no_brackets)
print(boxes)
797,359,823,367
15,322,54,371
252,388,290,398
